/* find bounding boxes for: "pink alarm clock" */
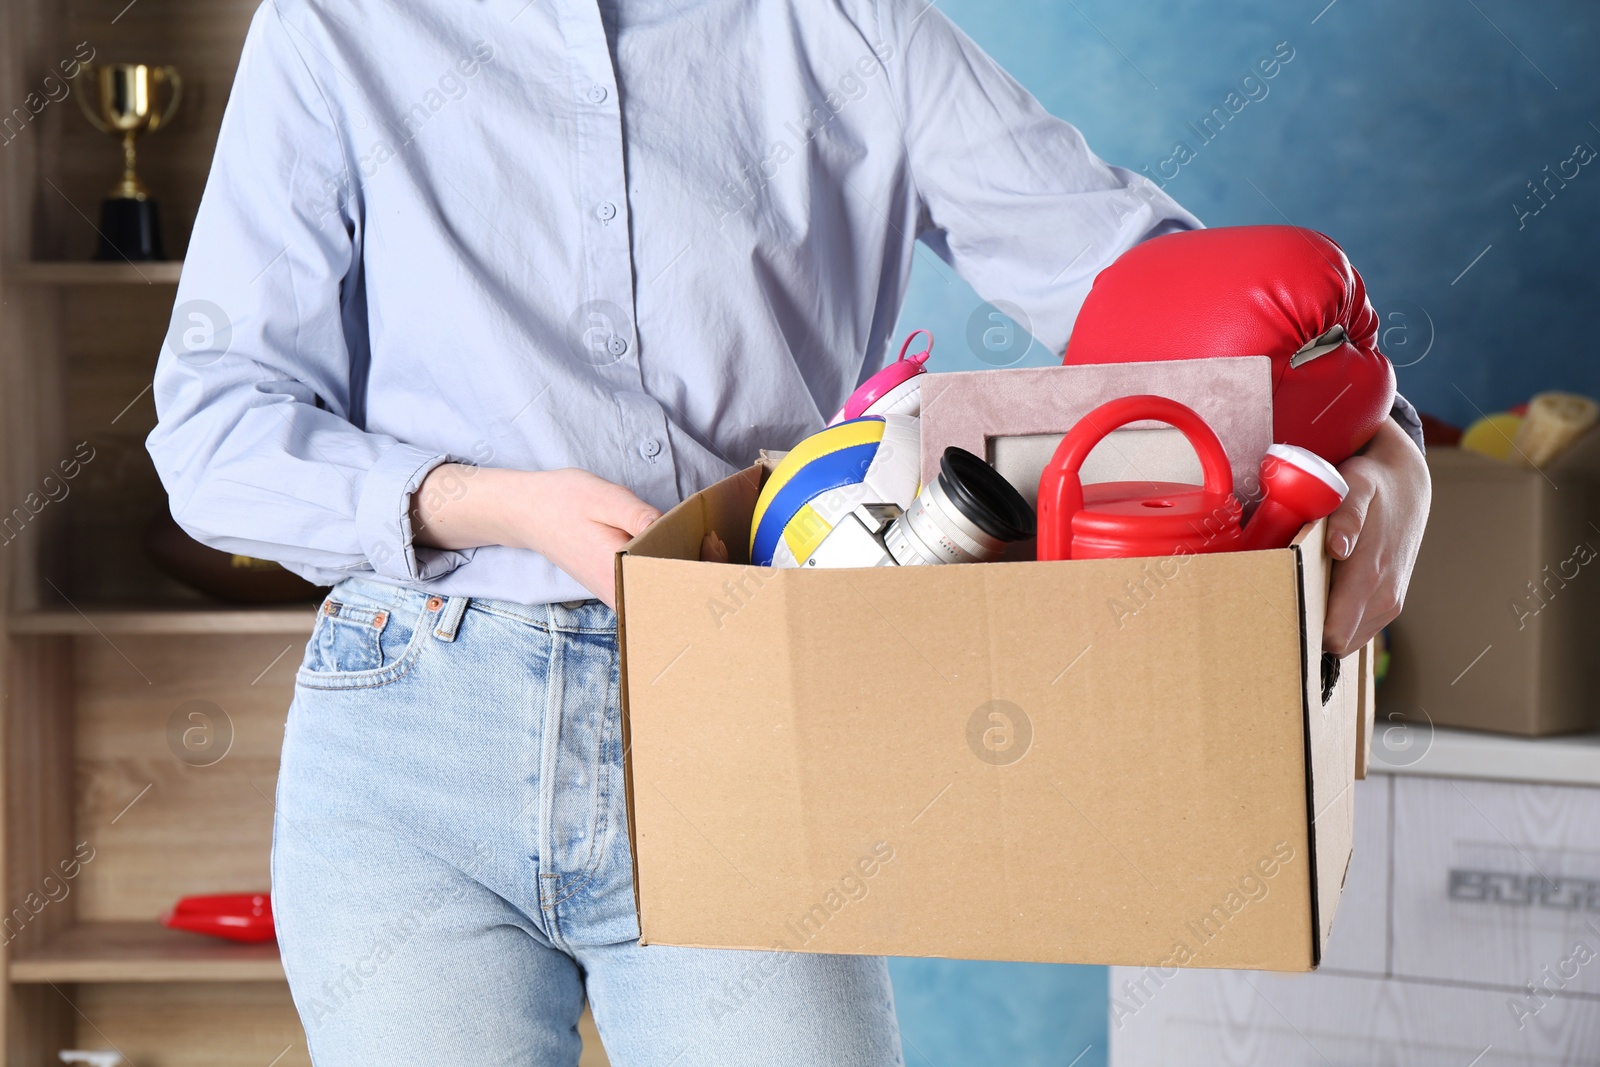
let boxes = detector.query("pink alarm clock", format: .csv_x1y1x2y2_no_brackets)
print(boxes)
828,330,933,426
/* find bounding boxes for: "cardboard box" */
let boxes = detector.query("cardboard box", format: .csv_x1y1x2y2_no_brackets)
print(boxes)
615,462,1370,971
1384,432,1600,736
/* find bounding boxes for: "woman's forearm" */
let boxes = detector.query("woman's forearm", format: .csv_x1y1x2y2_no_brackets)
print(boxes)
411,463,530,552
408,464,662,607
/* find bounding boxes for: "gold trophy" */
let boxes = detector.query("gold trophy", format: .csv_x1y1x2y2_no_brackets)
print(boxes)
73,63,182,261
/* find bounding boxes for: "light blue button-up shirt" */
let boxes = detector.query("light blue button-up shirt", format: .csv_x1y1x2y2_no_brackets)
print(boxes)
146,0,1200,604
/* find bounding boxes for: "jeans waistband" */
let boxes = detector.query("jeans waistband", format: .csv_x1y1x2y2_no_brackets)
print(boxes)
329,575,616,636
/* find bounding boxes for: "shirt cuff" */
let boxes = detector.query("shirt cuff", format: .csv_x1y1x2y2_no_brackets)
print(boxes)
1390,392,1425,454
355,442,474,583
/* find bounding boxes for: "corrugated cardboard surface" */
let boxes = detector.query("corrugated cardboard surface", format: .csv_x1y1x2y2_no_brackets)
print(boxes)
1354,639,1377,780
1293,521,1360,953
1385,433,1600,735
617,467,1365,971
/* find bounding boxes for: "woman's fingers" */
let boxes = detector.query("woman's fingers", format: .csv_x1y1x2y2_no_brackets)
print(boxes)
1325,459,1375,561
589,477,662,538
1323,526,1386,655
1322,420,1432,655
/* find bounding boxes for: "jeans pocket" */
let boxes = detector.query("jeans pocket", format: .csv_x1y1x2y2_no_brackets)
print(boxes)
297,590,429,690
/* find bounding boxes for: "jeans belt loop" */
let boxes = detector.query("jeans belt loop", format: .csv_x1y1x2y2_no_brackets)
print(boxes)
433,594,470,641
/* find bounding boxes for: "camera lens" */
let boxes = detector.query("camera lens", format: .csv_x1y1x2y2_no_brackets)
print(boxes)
937,447,1036,542
884,447,1036,565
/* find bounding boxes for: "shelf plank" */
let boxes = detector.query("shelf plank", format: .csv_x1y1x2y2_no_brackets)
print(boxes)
3,261,184,285
9,605,317,635
10,921,283,983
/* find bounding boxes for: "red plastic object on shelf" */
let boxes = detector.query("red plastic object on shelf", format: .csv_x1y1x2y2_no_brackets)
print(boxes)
1037,395,1243,561
162,893,276,943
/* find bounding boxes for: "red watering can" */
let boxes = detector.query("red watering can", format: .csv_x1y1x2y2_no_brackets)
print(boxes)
1037,395,1243,561
1037,395,1351,561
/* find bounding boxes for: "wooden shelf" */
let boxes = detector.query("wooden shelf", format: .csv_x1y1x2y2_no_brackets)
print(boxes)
9,604,318,636
3,261,184,285
10,921,283,983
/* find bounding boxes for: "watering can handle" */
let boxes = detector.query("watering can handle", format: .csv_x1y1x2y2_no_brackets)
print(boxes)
1037,395,1236,561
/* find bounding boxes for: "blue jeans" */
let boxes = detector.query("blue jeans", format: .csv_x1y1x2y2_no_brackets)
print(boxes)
273,576,903,1066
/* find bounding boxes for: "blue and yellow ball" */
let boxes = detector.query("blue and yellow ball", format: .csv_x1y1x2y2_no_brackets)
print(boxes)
749,415,921,568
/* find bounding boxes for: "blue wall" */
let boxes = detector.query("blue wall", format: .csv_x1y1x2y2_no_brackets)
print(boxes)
893,0,1600,430
889,2,1599,1062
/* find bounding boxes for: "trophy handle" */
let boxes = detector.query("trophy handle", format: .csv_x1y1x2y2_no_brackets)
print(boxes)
72,65,113,134
148,67,183,133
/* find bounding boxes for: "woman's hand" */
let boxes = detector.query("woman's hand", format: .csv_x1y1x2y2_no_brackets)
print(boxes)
411,464,660,609
1322,418,1432,656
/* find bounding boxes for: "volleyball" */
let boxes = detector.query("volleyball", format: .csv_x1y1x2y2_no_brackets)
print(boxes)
749,415,922,568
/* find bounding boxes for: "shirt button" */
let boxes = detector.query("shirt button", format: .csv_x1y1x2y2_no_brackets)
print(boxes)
606,334,629,357
596,201,617,223
587,84,609,104
640,438,662,458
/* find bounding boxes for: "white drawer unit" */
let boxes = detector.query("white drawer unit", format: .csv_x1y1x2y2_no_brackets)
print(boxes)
1392,775,1600,996
1108,967,1600,1066
1317,774,1390,976
1111,730,1600,1066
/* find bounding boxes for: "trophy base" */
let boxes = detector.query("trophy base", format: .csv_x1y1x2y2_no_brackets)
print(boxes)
95,197,166,261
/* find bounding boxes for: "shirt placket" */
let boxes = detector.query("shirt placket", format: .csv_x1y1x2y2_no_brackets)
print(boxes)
557,3,678,510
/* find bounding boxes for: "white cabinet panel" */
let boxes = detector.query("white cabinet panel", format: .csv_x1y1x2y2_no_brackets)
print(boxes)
1319,775,1390,976
1391,776,1600,995
1109,967,1600,1066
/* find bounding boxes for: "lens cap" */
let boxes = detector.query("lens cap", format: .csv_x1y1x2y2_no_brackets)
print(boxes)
939,447,1036,542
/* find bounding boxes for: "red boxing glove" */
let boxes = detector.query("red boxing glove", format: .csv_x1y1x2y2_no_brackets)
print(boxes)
1063,226,1396,465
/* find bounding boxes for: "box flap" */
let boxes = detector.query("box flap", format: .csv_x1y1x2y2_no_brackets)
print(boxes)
1422,446,1543,483
624,464,765,565
1422,433,1600,484
1289,519,1363,965
1543,424,1600,478
1355,638,1376,780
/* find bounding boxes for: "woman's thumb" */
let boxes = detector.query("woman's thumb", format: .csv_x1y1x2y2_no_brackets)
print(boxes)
601,486,661,537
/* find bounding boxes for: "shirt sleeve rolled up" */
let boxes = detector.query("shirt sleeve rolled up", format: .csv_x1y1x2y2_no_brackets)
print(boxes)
145,1,470,585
